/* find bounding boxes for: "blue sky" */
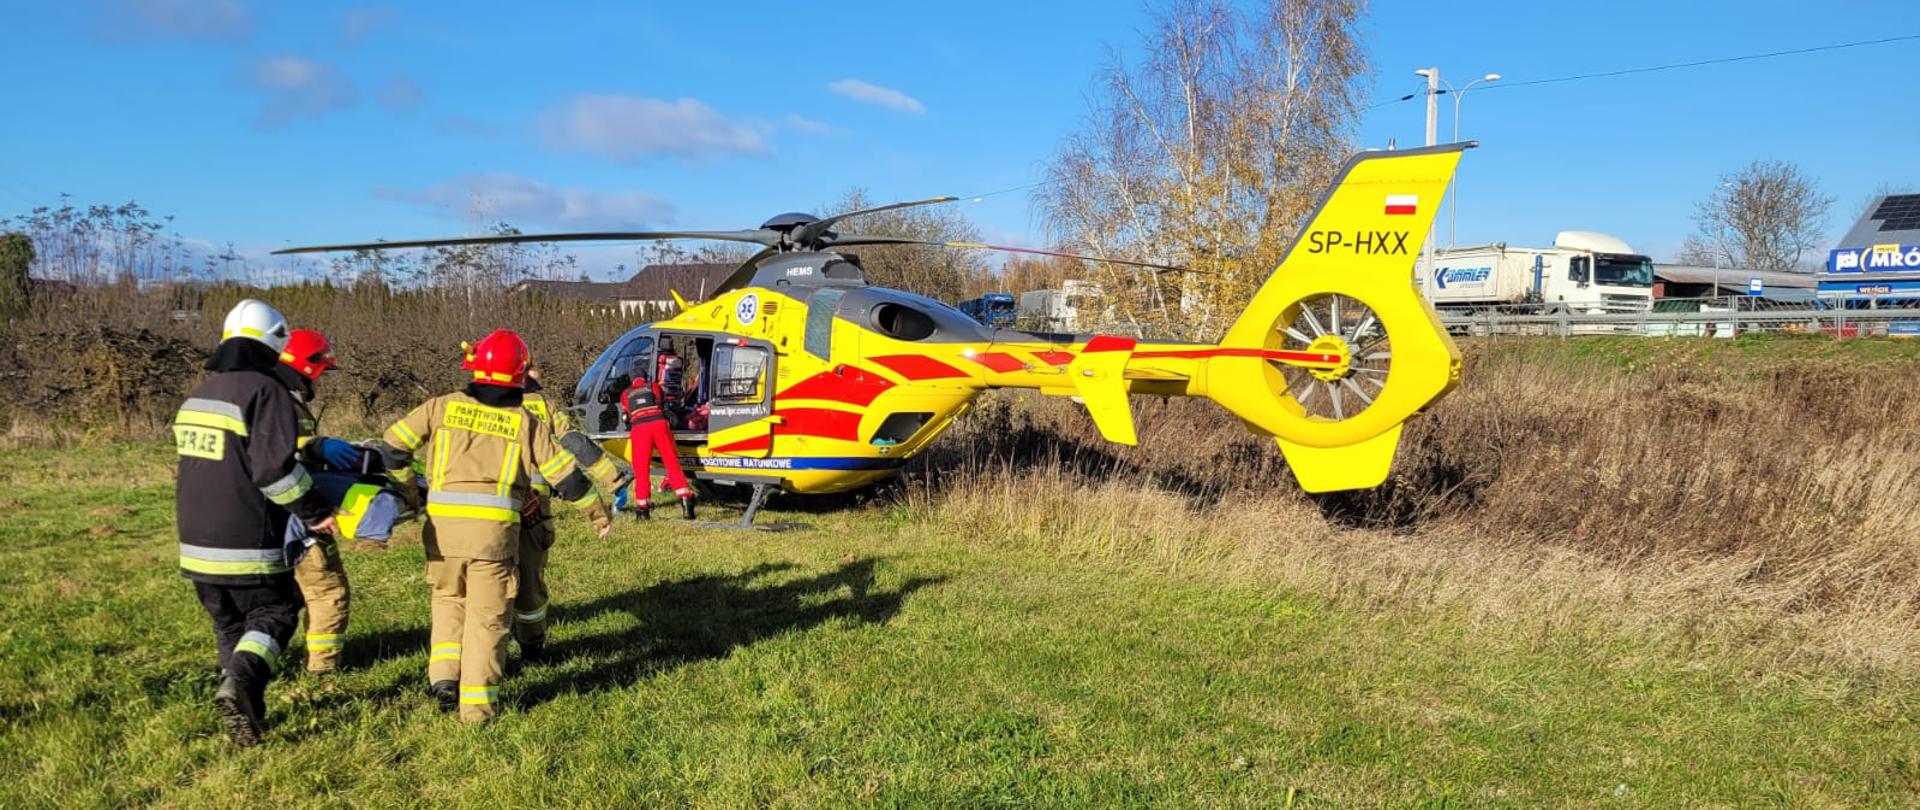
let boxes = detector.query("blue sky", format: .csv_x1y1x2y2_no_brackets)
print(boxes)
0,0,1914,281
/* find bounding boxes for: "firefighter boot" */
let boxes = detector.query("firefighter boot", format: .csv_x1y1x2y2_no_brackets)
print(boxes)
428,680,459,713
680,495,696,520
520,639,545,664
633,501,651,520
214,673,264,747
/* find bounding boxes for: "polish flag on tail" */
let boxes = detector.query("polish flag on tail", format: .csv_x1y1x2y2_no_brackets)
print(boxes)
1384,194,1418,215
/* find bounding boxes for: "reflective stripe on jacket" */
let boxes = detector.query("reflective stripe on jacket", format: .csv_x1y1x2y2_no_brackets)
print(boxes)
379,391,580,560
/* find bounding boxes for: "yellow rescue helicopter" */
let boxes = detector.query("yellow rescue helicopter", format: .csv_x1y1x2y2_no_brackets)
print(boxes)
278,144,1469,525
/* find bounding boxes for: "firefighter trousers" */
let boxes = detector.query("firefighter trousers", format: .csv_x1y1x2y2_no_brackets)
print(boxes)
293,536,350,672
194,575,303,708
426,554,517,723
513,518,554,649
628,419,690,506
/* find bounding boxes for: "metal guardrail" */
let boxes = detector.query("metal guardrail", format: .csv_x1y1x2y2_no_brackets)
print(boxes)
1437,307,1919,338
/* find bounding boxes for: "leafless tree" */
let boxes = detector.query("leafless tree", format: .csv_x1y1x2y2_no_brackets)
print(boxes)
1680,160,1833,272
1039,0,1368,337
822,188,990,303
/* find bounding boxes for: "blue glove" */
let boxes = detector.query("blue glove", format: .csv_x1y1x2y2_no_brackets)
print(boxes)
318,438,362,470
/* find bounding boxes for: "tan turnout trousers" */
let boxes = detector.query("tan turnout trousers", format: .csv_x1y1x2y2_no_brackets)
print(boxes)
294,536,350,672
426,545,517,723
383,388,590,724
513,518,554,648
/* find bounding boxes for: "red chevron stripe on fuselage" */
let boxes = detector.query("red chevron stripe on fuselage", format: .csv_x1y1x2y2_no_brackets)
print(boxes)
869,354,970,381
778,366,896,406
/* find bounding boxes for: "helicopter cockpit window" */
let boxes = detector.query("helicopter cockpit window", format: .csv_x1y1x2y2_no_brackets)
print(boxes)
603,337,653,396
712,344,769,404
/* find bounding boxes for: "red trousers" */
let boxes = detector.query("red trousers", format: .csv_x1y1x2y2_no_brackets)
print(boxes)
628,418,691,506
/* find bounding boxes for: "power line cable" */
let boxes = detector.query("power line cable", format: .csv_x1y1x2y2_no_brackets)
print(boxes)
1482,33,1920,90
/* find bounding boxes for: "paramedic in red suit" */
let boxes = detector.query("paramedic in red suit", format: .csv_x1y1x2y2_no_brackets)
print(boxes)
621,363,695,520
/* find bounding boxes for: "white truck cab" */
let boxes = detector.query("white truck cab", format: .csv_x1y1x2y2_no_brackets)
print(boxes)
1417,231,1655,314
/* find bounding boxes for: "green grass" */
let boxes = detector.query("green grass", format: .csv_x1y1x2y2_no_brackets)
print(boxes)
1,445,1916,807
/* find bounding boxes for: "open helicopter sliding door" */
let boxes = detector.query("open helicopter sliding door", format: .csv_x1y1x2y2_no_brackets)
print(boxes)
702,337,777,460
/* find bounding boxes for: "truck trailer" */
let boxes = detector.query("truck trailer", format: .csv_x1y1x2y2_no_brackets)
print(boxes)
1416,231,1655,314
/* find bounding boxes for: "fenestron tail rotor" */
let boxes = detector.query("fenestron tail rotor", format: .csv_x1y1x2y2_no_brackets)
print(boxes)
1275,293,1390,422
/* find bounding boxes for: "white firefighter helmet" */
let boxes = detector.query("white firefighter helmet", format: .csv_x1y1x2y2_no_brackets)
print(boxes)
221,299,291,352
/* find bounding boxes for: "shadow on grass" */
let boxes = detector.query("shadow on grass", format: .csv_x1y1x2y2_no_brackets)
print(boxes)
511,557,944,709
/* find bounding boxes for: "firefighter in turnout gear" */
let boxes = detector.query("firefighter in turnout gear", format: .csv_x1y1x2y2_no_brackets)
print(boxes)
273,328,362,674
516,367,631,661
174,299,338,746
375,330,593,723
621,358,694,519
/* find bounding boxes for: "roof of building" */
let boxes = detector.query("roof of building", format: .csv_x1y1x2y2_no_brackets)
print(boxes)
1653,264,1818,289
511,262,737,303
624,262,733,301
1838,194,1920,248
511,279,632,301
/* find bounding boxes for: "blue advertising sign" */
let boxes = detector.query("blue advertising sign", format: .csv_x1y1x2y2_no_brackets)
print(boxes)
1829,243,1920,274
1891,322,1920,338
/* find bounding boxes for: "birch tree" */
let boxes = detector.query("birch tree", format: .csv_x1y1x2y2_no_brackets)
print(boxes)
1039,0,1368,337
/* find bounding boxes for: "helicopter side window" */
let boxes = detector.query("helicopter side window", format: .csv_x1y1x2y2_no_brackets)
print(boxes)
872,302,937,341
806,288,845,360
711,344,769,404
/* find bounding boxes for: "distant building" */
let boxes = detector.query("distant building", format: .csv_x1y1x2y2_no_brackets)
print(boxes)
1652,264,1815,304
511,262,733,315
1818,194,1920,305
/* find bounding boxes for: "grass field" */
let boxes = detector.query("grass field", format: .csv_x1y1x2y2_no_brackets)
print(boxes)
3,443,1918,808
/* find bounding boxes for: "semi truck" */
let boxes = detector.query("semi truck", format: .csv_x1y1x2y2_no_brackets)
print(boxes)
1416,231,1655,314
1017,280,1106,332
956,293,1017,327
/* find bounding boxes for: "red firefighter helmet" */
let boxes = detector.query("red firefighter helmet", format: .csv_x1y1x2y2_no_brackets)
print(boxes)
463,329,530,388
279,328,337,381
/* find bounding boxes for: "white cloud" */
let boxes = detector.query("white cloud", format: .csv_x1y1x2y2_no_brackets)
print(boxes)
105,0,252,41
378,75,422,112
537,94,767,164
342,6,396,45
827,79,925,115
377,173,675,231
435,115,501,138
785,113,834,134
246,55,355,128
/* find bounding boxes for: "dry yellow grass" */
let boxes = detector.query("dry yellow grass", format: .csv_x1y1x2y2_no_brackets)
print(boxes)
907,336,1920,678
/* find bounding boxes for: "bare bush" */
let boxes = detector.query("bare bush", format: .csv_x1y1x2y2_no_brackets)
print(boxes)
0,283,639,440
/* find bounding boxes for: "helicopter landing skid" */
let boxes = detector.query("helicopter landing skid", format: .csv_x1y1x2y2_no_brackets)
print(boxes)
691,483,809,533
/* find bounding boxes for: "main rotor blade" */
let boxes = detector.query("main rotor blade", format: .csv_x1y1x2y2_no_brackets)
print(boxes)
271,229,782,255
792,196,958,248
826,235,1194,273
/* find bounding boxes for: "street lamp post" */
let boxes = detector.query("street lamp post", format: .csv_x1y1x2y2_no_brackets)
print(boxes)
1414,68,1439,280
1447,72,1500,246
